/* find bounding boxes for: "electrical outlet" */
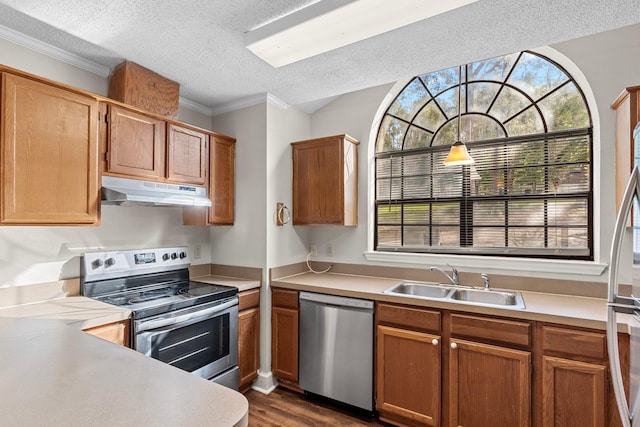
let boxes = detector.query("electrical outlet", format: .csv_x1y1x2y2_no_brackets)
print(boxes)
326,243,333,257
310,244,318,256
194,245,202,259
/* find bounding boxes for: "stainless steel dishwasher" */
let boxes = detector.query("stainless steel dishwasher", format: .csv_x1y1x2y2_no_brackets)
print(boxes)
299,291,374,411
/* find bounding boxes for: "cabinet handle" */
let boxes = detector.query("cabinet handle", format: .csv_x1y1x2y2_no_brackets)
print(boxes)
432,338,439,346
451,342,458,349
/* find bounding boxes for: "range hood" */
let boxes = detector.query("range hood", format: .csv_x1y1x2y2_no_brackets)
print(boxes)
101,176,212,207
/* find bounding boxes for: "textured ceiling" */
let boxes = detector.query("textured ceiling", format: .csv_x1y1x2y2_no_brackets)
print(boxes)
0,0,639,114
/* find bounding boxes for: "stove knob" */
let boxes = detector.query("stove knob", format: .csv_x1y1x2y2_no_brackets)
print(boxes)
104,257,116,267
162,253,170,261
91,259,104,269
179,251,187,259
171,252,178,260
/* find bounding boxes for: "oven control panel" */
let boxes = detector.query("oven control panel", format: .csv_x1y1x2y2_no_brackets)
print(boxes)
82,247,191,280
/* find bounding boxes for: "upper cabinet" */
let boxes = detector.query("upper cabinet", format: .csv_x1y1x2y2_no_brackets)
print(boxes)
612,86,640,212
183,133,236,225
0,72,99,225
104,103,208,186
291,134,359,226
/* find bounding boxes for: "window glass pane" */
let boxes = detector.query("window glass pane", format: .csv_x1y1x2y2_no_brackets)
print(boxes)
404,176,431,199
377,205,401,224
467,82,500,114
404,226,430,245
432,172,462,197
504,106,544,136
376,116,408,152
538,82,590,131
432,119,457,146
469,53,518,82
548,165,590,193
489,86,531,122
473,228,506,247
376,177,402,200
473,201,505,225
507,52,568,100
432,202,460,224
414,100,447,132
377,226,401,246
509,200,545,226
420,68,459,97
548,135,589,163
464,114,506,141
548,227,588,249
433,226,460,246
548,199,588,226
508,227,545,247
404,204,429,224
405,126,433,149
388,78,430,121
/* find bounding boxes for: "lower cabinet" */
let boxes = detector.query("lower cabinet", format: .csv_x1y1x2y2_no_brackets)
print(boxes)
271,288,299,389
238,288,260,393
449,338,531,427
83,320,130,347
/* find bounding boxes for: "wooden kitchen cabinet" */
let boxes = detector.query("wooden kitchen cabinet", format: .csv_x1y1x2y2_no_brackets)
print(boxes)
238,288,260,393
0,72,99,225
167,123,208,185
83,320,130,347
182,133,236,225
611,86,640,212
376,303,441,426
291,134,359,225
449,338,531,427
104,103,209,186
537,323,624,427
106,103,166,180
271,288,299,390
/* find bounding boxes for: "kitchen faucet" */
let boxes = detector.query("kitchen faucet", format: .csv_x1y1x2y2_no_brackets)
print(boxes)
430,264,459,286
481,273,491,290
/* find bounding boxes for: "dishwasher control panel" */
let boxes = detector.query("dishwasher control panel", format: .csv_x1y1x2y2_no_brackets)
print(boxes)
299,291,374,309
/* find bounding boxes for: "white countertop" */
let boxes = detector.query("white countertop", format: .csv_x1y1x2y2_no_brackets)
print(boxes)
272,271,633,332
0,293,249,426
0,317,248,426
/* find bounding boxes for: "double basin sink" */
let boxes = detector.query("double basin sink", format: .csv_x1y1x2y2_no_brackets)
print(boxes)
383,281,525,309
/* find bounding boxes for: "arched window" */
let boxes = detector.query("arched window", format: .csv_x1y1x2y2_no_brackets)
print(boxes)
374,51,592,259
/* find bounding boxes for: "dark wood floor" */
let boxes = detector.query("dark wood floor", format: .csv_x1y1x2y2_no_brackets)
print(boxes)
245,387,388,426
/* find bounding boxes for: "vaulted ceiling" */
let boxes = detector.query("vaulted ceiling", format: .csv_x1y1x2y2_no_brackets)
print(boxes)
0,0,638,114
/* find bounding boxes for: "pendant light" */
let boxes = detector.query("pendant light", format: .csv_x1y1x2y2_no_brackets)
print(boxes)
444,65,475,166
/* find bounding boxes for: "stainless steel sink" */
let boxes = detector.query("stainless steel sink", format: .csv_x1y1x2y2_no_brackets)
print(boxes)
383,281,452,299
383,281,525,309
450,288,525,308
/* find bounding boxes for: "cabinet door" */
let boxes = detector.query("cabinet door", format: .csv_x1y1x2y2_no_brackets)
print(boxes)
541,356,606,427
1,73,99,224
83,320,130,347
107,104,165,180
238,306,260,392
167,123,208,185
292,138,344,225
209,135,235,224
271,306,298,384
449,338,531,427
376,325,441,426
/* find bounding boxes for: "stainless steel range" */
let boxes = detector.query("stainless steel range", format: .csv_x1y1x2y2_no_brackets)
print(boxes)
80,247,239,390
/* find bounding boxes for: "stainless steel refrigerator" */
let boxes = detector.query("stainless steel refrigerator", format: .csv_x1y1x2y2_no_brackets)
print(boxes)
608,163,640,427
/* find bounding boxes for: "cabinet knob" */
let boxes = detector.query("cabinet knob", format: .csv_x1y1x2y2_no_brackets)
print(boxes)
451,342,458,349
432,339,439,346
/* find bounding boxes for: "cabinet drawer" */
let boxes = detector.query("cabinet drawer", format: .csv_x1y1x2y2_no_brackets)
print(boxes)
272,288,299,309
450,313,531,348
377,302,441,333
540,324,606,361
239,288,260,311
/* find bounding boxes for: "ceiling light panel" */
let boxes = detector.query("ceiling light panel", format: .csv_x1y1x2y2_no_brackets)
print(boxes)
245,0,479,68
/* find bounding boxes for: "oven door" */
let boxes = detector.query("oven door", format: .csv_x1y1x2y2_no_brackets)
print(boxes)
134,296,238,382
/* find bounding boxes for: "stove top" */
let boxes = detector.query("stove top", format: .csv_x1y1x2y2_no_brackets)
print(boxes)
80,247,238,319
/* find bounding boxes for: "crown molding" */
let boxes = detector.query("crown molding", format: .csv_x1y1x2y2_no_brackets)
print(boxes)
178,97,214,116
0,23,111,77
211,92,290,117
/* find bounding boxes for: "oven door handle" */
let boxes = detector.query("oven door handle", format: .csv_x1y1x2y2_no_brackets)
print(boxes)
136,299,237,332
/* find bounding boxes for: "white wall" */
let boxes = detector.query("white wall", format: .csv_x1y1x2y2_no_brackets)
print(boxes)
305,23,640,284
0,38,215,287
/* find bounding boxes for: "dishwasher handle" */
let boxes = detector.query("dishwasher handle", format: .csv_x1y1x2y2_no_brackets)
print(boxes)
299,291,374,310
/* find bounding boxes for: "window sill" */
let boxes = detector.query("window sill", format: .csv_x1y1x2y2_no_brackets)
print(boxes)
363,251,608,278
